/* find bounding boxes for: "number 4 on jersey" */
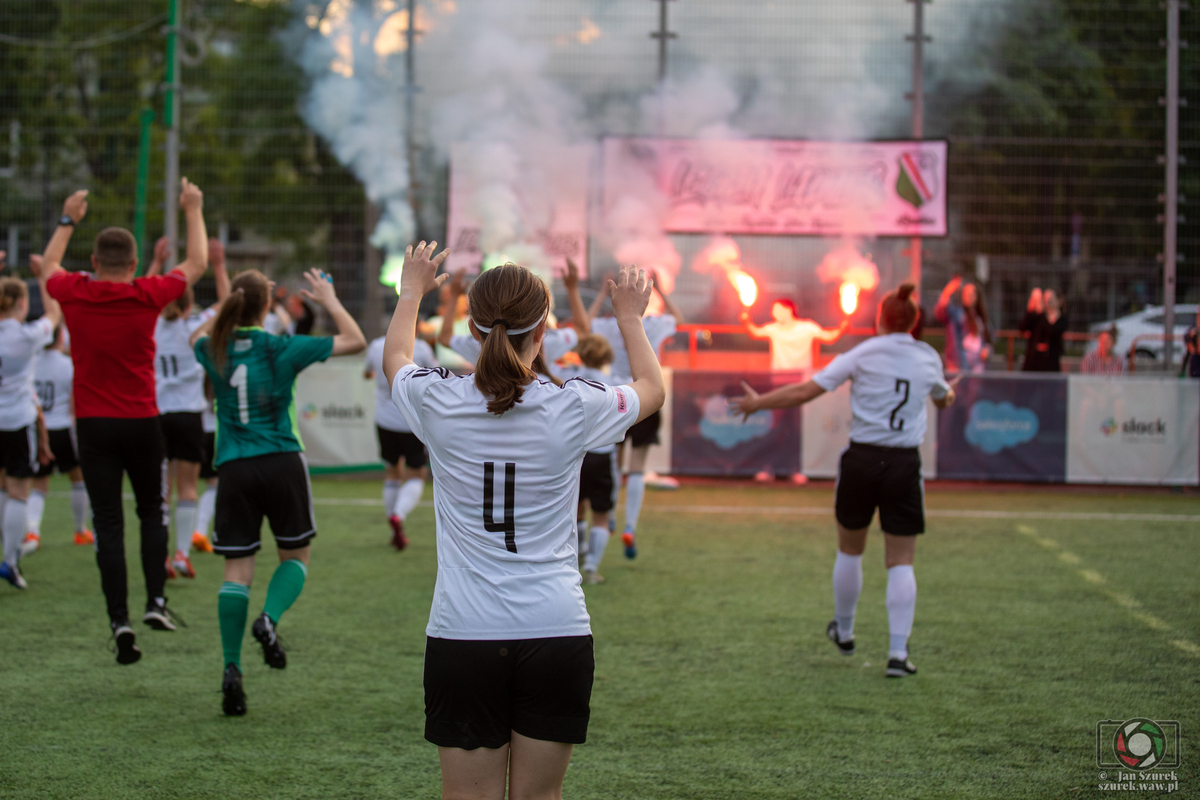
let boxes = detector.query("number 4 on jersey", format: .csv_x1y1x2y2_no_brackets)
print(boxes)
483,462,517,553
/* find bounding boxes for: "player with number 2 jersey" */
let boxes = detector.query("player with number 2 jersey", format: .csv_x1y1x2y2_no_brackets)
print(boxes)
735,283,956,680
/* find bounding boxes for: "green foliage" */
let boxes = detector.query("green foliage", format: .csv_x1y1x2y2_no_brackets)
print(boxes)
1,479,1196,798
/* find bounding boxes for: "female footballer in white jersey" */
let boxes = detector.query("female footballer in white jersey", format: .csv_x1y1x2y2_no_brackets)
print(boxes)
154,239,229,578
0,261,62,590
28,321,92,550
363,331,437,549
736,284,957,678
383,244,664,800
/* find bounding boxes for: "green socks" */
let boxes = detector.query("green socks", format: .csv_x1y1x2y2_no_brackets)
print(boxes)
218,582,250,669
262,559,307,624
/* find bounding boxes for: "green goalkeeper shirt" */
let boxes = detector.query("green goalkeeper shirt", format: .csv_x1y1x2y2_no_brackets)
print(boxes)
194,327,333,467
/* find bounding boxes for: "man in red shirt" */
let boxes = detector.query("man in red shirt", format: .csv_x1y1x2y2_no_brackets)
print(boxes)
44,181,209,664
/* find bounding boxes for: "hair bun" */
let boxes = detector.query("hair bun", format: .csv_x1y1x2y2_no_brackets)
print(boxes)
896,283,915,301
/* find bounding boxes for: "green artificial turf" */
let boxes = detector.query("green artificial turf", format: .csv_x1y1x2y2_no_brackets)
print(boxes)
1,477,1196,799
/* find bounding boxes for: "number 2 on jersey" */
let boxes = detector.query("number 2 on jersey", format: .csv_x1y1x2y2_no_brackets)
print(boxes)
483,462,517,553
889,379,911,430
229,363,250,424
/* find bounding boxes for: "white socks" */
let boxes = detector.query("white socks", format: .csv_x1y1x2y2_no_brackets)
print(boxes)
3,497,26,567
583,525,609,572
196,486,216,536
383,480,401,519
832,551,863,642
394,478,424,521
624,472,645,532
70,481,89,532
886,565,917,660
26,489,46,536
174,501,197,554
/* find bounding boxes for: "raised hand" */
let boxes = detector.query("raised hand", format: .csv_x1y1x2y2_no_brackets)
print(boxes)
732,380,760,421
28,254,43,277
609,265,652,321
179,177,203,213
446,268,467,298
62,190,88,224
299,268,340,309
208,238,226,268
398,240,450,299
564,257,580,290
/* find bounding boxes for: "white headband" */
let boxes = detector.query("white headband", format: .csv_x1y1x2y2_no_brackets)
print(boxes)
474,313,546,336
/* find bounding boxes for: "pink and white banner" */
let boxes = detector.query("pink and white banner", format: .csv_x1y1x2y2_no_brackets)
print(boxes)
603,137,948,237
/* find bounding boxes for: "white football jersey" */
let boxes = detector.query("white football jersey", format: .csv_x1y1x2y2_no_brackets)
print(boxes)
813,332,950,449
448,326,579,376
364,335,436,432
0,317,54,430
34,348,74,430
557,365,619,455
391,363,640,639
155,309,215,414
590,315,676,382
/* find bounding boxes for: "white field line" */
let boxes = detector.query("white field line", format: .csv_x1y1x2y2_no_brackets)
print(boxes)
1015,524,1200,658
72,494,1200,522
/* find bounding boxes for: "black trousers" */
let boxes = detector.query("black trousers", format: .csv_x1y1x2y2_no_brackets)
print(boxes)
76,417,169,623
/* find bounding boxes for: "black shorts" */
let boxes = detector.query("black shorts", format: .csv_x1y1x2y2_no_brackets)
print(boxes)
579,452,615,514
213,452,316,557
160,412,206,463
199,432,218,479
377,426,427,469
424,635,594,750
0,425,39,479
34,428,79,477
624,410,661,448
835,442,925,536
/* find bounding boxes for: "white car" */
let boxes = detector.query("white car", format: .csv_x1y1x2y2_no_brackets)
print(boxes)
1089,304,1197,359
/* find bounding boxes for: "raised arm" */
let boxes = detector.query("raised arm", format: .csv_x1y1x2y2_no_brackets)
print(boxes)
739,311,769,339
438,270,466,348
144,236,170,278
299,269,366,356
41,190,88,283
934,276,960,323
564,258,589,334
816,317,851,343
610,266,665,423
209,238,231,302
733,379,826,419
28,255,62,328
175,178,209,287
384,242,450,384
587,277,611,321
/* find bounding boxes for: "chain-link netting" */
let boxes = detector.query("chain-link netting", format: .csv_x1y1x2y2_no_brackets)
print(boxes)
0,0,1195,336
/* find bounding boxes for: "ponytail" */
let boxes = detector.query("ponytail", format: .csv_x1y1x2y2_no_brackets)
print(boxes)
208,270,270,375
468,264,552,415
0,277,27,314
879,282,919,333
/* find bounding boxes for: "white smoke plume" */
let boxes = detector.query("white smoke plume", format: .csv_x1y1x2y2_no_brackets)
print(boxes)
290,1,420,255
815,242,880,292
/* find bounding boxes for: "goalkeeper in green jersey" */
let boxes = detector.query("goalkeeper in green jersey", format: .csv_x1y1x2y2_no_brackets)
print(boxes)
191,268,365,716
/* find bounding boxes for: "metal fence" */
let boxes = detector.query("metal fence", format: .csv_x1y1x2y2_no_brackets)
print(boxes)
0,0,1194,337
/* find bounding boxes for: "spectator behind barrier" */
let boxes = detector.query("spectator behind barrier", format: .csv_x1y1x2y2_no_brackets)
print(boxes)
1182,309,1200,378
1019,288,1067,372
1081,328,1126,375
934,275,991,375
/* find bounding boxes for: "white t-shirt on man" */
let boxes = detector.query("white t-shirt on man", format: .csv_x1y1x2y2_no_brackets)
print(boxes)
391,363,639,639
760,319,824,372
813,332,949,449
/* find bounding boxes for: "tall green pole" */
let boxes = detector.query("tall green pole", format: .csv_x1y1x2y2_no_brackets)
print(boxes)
133,107,154,275
164,0,180,269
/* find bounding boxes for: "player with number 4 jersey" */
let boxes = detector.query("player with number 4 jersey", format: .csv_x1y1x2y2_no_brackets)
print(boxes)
735,283,957,679
192,267,365,717
382,244,665,800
